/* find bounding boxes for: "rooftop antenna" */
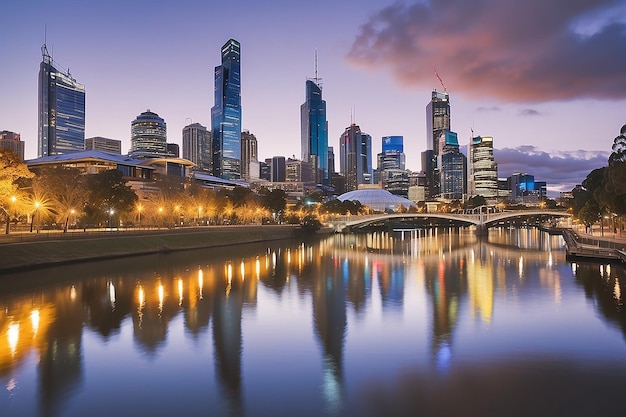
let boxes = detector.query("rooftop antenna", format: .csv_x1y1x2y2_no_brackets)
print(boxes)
312,48,323,89
434,66,448,93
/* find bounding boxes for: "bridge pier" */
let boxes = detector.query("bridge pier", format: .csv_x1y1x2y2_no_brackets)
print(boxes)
475,224,489,236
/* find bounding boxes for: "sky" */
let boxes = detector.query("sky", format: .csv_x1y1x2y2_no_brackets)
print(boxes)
1,0,625,196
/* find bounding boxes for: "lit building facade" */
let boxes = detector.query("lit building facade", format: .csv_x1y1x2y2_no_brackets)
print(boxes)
211,39,242,180
85,137,122,154
469,136,498,200
183,123,211,172
130,110,168,158
376,136,407,197
38,44,85,157
339,124,372,192
0,130,25,160
438,131,466,201
301,79,328,185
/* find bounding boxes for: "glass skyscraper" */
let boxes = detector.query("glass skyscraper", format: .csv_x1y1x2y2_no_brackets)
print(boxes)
301,79,328,185
211,39,242,180
438,131,466,201
130,110,167,158
38,44,85,157
425,90,451,198
339,124,372,192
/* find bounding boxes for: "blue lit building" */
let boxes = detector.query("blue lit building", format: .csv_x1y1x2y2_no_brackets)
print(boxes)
38,44,85,157
211,39,242,180
301,79,328,185
382,136,404,153
438,131,467,201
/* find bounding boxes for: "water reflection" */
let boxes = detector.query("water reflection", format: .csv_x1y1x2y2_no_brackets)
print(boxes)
1,228,626,416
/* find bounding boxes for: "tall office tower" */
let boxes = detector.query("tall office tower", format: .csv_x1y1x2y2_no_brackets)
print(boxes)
425,90,450,197
38,44,85,157
300,55,328,185
339,124,372,192
377,136,408,197
129,110,167,158
241,130,258,181
85,137,122,154
183,123,211,171
211,39,242,180
0,130,25,160
438,131,466,201
271,156,286,182
469,136,498,200
327,146,335,175
167,143,179,158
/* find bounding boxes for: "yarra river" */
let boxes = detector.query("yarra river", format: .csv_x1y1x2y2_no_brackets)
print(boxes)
1,228,626,417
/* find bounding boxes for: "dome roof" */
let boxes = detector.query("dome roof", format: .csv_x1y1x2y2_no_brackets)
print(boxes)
337,188,417,212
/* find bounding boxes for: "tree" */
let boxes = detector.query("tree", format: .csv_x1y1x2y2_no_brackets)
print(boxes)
0,150,34,233
31,166,86,231
85,170,138,227
259,188,286,220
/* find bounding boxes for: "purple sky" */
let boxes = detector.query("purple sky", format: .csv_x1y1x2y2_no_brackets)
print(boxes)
1,0,625,195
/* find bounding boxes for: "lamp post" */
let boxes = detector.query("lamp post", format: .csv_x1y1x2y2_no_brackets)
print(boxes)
30,201,40,233
64,208,75,233
158,207,163,229
108,208,115,230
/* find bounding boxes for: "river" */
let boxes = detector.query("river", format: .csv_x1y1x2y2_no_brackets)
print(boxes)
1,227,626,417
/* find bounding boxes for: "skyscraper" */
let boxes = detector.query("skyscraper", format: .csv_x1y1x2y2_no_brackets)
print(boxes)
301,69,328,185
241,130,258,181
130,110,167,158
377,136,408,197
438,131,466,201
469,136,498,200
85,137,122,154
339,124,372,192
425,90,451,198
211,39,242,180
183,123,211,171
38,44,85,157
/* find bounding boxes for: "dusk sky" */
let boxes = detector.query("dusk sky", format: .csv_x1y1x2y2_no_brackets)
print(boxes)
1,0,625,195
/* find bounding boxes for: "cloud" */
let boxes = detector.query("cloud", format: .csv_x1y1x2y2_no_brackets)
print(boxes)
347,0,626,102
494,146,609,193
475,106,501,112
518,109,542,116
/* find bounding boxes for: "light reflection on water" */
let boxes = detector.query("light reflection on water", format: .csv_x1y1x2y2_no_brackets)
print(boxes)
1,228,626,416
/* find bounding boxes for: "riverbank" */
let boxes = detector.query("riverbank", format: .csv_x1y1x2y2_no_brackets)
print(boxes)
0,225,330,273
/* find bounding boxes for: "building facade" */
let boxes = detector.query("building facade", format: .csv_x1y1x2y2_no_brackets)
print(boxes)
339,124,372,192
129,110,168,158
85,137,122,154
182,123,211,171
425,90,450,198
0,130,25,160
438,131,466,201
241,130,258,181
211,39,242,180
468,136,498,200
38,44,85,157
300,79,328,185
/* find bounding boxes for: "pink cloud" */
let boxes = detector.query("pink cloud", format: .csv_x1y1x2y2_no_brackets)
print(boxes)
347,0,626,102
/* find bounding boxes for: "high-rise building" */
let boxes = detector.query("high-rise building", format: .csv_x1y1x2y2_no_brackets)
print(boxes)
425,90,450,198
211,39,242,180
241,130,258,181
377,136,407,197
327,146,335,175
270,156,286,182
339,124,372,192
438,131,466,201
38,44,85,157
85,137,122,154
0,130,25,160
469,136,498,200
183,123,211,171
129,110,167,158
167,143,179,158
301,76,328,185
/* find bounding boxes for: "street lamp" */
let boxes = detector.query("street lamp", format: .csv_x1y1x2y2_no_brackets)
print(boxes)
30,201,41,233
64,208,75,233
108,208,115,230
137,204,143,229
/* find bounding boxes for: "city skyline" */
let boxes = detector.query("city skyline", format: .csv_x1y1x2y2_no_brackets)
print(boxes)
1,0,625,194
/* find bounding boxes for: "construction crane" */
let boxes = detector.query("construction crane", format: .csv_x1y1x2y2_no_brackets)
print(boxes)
434,67,448,93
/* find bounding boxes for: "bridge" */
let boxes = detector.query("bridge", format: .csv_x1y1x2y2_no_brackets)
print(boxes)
328,210,571,233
